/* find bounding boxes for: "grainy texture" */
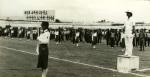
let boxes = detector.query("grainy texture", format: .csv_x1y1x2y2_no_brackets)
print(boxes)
0,37,150,77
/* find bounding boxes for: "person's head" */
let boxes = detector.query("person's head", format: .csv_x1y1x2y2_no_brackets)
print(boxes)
140,29,144,33
136,29,139,33
93,29,97,32
41,21,49,30
126,11,133,19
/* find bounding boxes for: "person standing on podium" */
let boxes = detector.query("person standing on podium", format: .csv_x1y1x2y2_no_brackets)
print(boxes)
124,11,135,56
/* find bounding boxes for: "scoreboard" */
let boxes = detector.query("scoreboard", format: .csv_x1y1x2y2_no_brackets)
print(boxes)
24,10,55,22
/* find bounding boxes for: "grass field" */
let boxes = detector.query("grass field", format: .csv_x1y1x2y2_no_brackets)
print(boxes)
0,37,150,77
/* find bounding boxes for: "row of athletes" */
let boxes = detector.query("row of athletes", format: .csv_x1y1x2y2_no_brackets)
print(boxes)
0,26,38,40
1,26,150,50
106,29,150,51
48,28,150,50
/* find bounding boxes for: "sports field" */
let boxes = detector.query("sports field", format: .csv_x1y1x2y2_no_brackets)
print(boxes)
0,37,150,77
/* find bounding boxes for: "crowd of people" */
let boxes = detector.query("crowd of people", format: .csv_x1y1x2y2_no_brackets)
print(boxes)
0,26,38,40
0,25,150,51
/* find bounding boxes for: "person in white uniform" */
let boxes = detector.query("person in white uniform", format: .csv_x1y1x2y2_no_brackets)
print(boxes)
124,11,135,56
92,30,98,48
120,29,125,52
75,30,80,46
36,21,50,77
54,29,59,44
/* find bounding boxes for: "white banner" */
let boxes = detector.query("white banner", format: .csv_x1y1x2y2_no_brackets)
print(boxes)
24,10,55,22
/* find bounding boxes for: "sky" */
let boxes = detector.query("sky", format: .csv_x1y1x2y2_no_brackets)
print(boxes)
0,0,150,23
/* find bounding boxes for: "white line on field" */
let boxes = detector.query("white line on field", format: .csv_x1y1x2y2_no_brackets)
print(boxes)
138,68,150,72
0,46,149,77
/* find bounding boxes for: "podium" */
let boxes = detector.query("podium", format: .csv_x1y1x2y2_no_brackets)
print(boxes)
117,55,139,73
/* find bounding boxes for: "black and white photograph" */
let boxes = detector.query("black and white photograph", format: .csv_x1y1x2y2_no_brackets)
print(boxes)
0,0,150,77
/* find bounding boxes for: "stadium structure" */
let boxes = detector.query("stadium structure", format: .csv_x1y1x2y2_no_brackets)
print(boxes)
0,10,150,30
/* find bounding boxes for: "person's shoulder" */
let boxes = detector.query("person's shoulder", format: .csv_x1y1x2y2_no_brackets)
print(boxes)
44,31,50,35
46,31,50,34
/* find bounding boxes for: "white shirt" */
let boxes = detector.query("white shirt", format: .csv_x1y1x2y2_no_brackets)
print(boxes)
124,18,135,35
19,30,22,34
37,30,50,44
11,30,14,33
147,33,150,37
92,32,97,37
76,32,80,37
55,31,59,35
102,31,105,35
92,32,97,41
121,33,125,39
4,29,7,33
27,31,30,34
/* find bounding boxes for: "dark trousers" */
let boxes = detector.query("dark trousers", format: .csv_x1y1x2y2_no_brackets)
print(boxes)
133,37,136,47
106,38,110,45
148,38,150,46
72,36,75,44
33,34,37,40
97,36,102,43
140,39,145,51
145,38,147,47
110,37,115,47
37,44,48,70
92,37,97,46
116,38,120,46
136,38,139,46
75,37,79,44
121,38,125,48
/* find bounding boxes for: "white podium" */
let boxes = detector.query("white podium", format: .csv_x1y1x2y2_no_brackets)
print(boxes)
117,55,139,73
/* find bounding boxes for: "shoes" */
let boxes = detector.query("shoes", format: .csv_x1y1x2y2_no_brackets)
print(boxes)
121,49,125,52
76,44,79,47
93,46,96,48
